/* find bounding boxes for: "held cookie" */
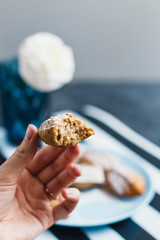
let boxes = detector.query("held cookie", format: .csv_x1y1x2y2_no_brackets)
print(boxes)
38,113,95,147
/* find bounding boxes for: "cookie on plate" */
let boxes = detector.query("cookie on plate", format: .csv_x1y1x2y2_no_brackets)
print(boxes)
78,150,145,197
104,168,145,197
78,150,117,169
72,164,105,190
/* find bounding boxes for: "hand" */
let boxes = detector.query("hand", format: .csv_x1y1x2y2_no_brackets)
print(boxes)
0,125,81,240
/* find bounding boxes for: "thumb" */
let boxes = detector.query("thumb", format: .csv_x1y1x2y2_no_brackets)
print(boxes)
0,124,39,180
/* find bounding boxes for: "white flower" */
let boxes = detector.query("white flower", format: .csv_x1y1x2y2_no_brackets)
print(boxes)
18,32,75,92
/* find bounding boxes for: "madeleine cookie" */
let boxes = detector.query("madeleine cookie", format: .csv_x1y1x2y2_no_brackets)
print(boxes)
78,150,145,197
38,113,95,147
78,151,117,170
104,168,145,197
72,164,105,190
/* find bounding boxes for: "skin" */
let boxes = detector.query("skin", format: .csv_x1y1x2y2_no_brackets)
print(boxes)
0,125,81,240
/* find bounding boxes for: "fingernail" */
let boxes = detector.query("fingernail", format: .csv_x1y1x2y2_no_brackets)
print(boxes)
65,188,73,196
25,125,33,141
70,164,82,177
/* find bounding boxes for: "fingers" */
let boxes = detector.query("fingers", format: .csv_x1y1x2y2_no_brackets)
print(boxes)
53,188,80,222
27,146,65,175
37,144,80,184
0,125,39,181
46,164,81,199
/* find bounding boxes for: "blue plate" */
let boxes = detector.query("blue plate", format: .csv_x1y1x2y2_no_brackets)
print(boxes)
57,146,154,227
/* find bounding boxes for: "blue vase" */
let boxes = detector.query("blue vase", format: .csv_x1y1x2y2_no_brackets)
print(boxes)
0,59,51,144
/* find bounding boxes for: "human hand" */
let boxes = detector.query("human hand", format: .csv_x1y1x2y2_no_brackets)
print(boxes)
0,125,81,240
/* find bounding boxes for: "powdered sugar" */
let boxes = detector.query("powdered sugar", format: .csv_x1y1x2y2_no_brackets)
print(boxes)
39,113,73,131
107,171,129,195
74,165,105,184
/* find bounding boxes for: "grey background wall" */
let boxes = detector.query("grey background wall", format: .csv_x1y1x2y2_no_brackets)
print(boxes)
0,0,160,82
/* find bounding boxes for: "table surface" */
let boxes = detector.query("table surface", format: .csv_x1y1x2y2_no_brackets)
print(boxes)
1,82,160,146
50,82,160,146
0,82,160,240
